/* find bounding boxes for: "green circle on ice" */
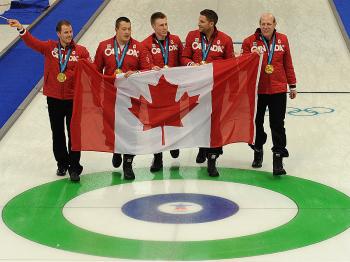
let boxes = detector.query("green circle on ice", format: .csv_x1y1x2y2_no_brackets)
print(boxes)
2,167,350,260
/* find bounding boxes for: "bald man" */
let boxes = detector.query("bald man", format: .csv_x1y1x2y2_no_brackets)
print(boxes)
241,13,297,176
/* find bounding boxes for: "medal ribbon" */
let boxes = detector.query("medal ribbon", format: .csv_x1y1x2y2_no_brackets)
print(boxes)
114,39,130,70
201,34,213,62
58,42,72,73
261,34,276,65
156,36,169,66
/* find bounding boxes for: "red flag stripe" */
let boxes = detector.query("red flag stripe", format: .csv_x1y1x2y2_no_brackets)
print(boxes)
71,59,116,153
211,54,260,147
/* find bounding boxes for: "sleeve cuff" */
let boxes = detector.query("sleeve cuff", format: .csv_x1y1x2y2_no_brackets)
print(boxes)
17,28,26,35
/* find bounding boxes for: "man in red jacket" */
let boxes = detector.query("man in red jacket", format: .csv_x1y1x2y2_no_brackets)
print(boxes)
94,16,150,180
182,9,234,177
241,13,297,176
8,19,90,182
142,11,183,172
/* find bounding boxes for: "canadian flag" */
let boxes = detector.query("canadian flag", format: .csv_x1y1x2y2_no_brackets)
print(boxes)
71,54,261,154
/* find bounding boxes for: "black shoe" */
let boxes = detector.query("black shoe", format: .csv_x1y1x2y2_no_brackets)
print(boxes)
196,148,206,163
123,166,135,180
273,153,286,176
252,148,263,168
56,167,67,176
123,156,135,180
150,153,163,172
112,153,122,168
170,149,180,158
68,165,83,182
207,153,219,177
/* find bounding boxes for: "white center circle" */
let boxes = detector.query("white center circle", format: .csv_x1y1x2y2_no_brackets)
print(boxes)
63,180,298,241
157,202,203,214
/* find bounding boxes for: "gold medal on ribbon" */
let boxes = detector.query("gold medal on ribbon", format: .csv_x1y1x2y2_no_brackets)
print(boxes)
163,65,169,68
57,72,67,83
115,68,123,75
200,61,207,65
265,64,274,74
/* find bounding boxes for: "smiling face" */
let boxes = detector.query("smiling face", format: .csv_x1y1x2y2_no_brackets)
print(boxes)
259,14,276,40
116,21,131,44
198,15,214,34
57,24,73,46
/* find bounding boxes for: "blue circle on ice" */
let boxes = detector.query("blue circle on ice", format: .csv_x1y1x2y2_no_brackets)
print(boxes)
121,193,239,224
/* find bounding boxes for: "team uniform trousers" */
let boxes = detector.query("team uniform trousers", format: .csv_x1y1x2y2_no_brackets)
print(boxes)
254,92,288,156
47,97,81,170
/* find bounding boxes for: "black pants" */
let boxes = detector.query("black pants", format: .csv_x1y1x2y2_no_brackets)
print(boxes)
199,147,223,157
47,97,81,170
254,92,289,156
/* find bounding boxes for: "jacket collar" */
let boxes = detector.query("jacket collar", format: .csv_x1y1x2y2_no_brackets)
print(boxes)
200,26,218,41
152,31,170,42
255,28,276,41
58,40,76,49
113,36,134,46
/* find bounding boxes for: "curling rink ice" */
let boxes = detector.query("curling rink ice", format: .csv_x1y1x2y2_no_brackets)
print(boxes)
0,0,350,261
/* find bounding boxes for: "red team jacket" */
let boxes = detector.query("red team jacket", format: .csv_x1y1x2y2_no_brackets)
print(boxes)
94,36,150,75
242,29,296,94
20,29,90,100
182,28,234,65
142,32,184,67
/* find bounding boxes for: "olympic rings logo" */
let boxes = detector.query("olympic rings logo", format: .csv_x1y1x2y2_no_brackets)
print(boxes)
266,107,335,116
287,107,335,116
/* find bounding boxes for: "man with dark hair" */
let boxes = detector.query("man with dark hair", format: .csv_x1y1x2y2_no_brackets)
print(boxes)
182,9,234,177
115,16,130,29
199,9,218,25
142,12,184,172
94,16,151,180
8,19,90,182
55,20,71,32
241,13,297,175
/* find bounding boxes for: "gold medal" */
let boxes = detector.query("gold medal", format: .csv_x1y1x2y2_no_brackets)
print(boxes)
115,68,123,75
57,72,66,83
265,64,274,74
200,61,207,65
163,65,169,68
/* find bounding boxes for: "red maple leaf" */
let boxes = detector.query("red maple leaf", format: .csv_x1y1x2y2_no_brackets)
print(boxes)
129,75,199,145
